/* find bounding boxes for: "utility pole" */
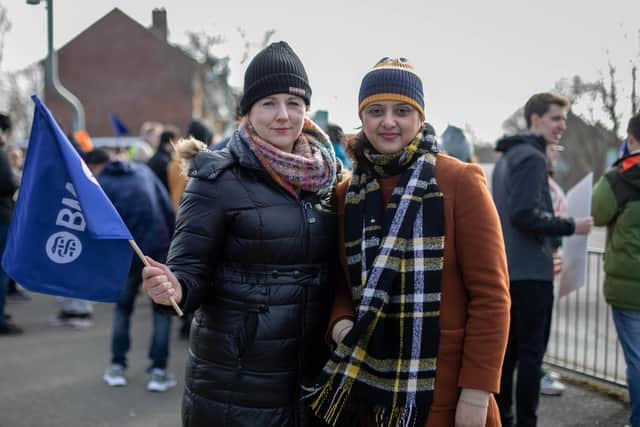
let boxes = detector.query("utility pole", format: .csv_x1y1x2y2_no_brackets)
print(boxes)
27,0,85,131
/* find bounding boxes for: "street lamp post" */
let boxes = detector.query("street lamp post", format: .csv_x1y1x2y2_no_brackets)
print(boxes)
28,0,85,132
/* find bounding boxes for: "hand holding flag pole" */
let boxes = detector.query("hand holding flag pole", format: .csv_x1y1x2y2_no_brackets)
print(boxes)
129,240,183,317
1,96,184,317
2,96,136,303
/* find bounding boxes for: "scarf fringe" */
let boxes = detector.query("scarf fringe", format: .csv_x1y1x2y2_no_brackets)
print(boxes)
310,378,421,427
310,377,353,426
374,404,418,427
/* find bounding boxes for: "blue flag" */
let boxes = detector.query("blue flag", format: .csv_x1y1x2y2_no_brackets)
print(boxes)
1,96,134,302
620,138,630,158
109,112,130,137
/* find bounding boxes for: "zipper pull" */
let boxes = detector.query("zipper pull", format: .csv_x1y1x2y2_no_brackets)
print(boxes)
304,202,316,224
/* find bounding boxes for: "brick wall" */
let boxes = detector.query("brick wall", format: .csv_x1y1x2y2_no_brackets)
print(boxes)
45,9,197,137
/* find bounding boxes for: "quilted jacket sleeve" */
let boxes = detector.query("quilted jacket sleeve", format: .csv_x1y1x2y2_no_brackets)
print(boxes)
167,176,225,314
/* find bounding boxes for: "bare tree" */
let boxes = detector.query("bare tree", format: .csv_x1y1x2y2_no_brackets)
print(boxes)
236,27,275,65
0,3,11,68
599,61,622,136
632,63,638,115
185,30,230,80
1,65,44,139
181,31,235,136
501,107,527,135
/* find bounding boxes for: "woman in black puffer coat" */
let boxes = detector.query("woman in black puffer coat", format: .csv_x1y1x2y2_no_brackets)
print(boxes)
142,41,340,427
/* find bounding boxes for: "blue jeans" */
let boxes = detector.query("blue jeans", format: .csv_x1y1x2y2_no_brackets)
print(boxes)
612,308,640,427
110,256,172,370
0,224,9,325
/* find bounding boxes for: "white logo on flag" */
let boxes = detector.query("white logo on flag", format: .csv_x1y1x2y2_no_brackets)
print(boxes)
46,231,82,264
81,161,99,185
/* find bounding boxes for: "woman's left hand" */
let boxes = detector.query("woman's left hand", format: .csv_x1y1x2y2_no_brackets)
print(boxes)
455,388,489,427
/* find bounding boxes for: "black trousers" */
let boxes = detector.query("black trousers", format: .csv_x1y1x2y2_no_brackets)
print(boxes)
496,280,553,427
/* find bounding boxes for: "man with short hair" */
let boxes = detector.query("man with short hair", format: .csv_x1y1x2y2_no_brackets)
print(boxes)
492,93,593,426
592,112,640,427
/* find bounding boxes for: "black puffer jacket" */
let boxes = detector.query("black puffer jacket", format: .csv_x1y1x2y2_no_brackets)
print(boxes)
167,131,337,427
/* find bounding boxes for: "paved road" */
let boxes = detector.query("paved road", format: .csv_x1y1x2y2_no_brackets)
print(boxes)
0,290,631,427
1,292,188,427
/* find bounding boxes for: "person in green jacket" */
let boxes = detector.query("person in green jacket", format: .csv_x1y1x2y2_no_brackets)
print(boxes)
592,112,640,427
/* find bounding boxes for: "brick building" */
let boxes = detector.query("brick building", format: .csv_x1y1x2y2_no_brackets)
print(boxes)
44,8,227,139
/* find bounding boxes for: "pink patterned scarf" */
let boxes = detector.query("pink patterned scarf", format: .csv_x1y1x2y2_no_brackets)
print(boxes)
240,117,337,198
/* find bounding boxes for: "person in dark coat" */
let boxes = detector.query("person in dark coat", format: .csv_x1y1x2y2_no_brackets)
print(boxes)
0,113,23,335
147,129,177,190
492,93,593,427
86,148,177,392
142,41,339,427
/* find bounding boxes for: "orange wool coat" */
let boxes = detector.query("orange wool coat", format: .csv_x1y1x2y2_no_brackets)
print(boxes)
329,154,510,427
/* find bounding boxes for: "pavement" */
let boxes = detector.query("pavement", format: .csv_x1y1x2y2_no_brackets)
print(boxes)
0,289,632,427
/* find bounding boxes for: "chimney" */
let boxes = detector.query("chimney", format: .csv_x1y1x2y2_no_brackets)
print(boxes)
151,8,167,41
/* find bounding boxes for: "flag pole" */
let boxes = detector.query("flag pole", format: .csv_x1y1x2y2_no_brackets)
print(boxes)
128,240,183,317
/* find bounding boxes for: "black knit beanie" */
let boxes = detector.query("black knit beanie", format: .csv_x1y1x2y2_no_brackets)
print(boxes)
239,41,311,115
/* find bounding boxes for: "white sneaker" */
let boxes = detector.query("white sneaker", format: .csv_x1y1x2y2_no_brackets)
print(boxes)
103,364,127,387
49,312,93,329
546,370,560,380
540,372,565,396
147,368,177,392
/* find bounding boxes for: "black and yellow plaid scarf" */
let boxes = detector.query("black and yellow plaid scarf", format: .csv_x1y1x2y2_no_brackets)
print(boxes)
308,130,444,427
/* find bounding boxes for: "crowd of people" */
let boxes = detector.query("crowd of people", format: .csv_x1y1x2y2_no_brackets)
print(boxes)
0,40,639,427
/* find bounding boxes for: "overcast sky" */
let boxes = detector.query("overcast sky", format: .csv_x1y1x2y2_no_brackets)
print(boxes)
2,0,639,142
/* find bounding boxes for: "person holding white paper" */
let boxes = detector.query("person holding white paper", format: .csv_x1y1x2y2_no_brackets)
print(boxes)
492,93,593,427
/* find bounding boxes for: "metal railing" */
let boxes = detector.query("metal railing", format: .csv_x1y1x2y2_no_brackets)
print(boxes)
545,248,627,387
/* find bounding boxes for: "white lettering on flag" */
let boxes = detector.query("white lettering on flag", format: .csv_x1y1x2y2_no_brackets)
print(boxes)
48,181,85,263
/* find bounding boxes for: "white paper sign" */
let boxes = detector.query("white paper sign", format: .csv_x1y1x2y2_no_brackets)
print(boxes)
558,172,593,298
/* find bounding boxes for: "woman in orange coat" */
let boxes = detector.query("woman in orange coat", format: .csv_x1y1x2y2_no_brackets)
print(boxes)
307,58,510,427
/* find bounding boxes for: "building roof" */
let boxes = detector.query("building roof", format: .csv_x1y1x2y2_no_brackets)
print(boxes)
53,8,197,66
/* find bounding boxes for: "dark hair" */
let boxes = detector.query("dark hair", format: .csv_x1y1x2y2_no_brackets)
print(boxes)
345,130,369,171
0,113,11,132
85,148,110,166
186,120,213,145
524,93,570,128
327,123,344,143
159,130,176,150
628,112,640,142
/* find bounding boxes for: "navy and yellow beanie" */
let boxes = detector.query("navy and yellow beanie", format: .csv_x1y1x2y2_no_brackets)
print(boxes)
240,41,311,115
358,57,424,118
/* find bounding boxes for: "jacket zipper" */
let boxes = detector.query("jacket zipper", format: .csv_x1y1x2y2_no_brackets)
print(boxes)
300,199,313,261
